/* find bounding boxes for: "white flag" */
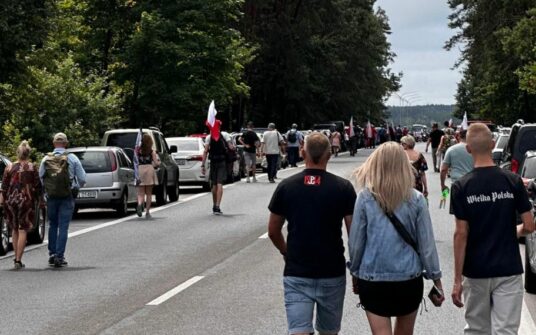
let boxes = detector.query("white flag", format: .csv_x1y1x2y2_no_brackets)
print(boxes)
349,117,355,137
206,100,217,127
461,112,468,130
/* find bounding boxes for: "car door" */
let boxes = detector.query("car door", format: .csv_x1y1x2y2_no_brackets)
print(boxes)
158,133,177,186
117,150,136,202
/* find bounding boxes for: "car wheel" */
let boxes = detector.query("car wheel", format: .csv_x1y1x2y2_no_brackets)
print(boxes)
156,176,168,206
168,178,179,202
0,215,10,255
116,191,129,217
28,203,46,244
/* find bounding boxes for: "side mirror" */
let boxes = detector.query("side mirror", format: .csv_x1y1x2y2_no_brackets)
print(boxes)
170,145,178,153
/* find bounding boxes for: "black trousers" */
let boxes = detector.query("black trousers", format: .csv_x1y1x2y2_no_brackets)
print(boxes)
287,147,299,167
266,154,279,180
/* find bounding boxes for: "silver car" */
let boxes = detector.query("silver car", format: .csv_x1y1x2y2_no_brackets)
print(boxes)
67,147,137,216
167,137,210,190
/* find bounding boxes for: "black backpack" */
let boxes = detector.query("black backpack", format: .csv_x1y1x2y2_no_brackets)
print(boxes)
288,130,297,143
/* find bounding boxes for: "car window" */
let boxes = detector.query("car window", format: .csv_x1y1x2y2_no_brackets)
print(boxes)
497,135,509,150
106,133,138,149
71,151,112,173
153,133,163,153
517,130,536,159
117,151,130,168
522,157,536,179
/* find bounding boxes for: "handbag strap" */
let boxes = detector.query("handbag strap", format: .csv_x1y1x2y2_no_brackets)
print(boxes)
384,211,420,255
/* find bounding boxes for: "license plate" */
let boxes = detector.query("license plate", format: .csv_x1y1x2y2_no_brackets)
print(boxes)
177,159,186,165
78,191,97,199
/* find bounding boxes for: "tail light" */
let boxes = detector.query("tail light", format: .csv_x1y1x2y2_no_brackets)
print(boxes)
511,159,519,174
108,150,118,171
187,155,203,161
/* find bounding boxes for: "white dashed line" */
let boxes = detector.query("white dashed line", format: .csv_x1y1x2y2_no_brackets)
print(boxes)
146,276,205,306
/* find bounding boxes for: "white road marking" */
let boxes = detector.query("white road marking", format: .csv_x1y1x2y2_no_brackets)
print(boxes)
146,276,205,306
520,297,536,334
258,232,268,239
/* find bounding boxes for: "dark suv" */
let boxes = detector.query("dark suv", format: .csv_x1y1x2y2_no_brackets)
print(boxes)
500,123,536,174
101,128,180,206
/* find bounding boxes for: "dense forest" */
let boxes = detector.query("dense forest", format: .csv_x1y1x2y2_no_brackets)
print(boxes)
446,0,536,124
0,0,399,155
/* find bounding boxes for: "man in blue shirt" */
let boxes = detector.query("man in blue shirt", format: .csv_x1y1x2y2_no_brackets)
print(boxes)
285,123,304,168
39,132,86,267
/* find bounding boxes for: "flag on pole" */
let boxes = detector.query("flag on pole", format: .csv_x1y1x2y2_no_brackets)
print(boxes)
205,100,221,141
448,118,453,128
133,127,143,185
349,116,355,137
461,112,468,130
366,120,373,139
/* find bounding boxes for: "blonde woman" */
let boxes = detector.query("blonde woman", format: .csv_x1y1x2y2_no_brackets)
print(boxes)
348,142,443,335
136,134,160,218
0,141,42,269
401,135,428,197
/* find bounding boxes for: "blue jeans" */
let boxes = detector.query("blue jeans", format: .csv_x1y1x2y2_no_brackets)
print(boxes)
287,147,299,167
283,275,346,334
266,154,279,180
47,197,74,259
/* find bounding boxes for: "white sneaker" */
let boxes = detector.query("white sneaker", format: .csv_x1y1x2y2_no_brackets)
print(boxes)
252,177,257,183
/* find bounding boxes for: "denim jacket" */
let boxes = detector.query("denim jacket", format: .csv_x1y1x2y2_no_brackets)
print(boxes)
348,188,442,281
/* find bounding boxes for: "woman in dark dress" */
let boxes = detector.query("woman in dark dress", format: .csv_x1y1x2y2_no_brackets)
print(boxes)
0,141,42,269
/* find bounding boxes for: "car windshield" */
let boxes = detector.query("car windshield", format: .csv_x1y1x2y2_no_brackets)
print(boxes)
517,130,536,158
496,135,509,150
72,151,111,173
523,157,536,179
169,139,199,151
106,133,138,149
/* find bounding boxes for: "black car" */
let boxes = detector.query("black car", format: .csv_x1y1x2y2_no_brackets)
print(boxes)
500,123,536,174
521,151,536,293
0,153,47,256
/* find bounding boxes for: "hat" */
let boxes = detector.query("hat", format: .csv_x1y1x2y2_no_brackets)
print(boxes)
53,132,68,143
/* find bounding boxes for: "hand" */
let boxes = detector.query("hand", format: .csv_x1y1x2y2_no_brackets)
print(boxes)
352,276,359,295
423,189,429,197
451,282,464,308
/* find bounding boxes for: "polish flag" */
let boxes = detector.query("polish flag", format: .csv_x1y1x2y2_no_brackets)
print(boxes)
349,116,355,137
205,100,221,141
366,120,373,139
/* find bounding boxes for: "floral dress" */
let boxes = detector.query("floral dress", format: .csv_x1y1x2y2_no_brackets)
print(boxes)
411,153,428,193
1,162,41,231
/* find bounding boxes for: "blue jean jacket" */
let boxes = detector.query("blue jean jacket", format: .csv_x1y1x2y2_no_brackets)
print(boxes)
348,188,442,281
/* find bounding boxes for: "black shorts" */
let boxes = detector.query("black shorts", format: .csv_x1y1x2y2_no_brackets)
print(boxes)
210,161,227,185
358,276,423,317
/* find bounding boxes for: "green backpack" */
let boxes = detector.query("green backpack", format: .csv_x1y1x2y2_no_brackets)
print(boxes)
43,153,71,198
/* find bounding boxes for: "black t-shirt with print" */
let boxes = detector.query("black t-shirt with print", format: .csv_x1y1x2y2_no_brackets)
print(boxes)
429,129,444,148
242,130,259,153
268,169,357,278
451,166,532,278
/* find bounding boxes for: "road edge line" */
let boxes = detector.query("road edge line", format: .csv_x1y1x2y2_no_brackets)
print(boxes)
146,276,205,306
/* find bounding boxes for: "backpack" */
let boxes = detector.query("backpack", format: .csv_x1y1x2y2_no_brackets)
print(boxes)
288,130,297,143
43,153,71,198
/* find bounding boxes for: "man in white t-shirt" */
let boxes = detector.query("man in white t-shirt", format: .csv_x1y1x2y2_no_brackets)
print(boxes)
262,123,284,183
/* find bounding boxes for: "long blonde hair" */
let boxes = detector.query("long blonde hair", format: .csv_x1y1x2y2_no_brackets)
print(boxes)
354,142,415,213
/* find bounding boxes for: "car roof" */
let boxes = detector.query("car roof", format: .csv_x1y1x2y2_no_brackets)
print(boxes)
167,137,202,141
104,128,162,135
67,146,123,152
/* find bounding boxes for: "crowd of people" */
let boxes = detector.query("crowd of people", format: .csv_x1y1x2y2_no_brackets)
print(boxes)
267,123,535,335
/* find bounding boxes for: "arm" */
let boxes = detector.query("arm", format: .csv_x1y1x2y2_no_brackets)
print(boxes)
201,144,209,172
348,195,366,277
452,218,469,308
440,150,451,190
74,158,87,187
517,211,535,237
268,213,287,257
344,214,352,236
415,195,442,281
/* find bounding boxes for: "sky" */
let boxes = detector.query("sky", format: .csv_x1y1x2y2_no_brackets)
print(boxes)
375,0,462,106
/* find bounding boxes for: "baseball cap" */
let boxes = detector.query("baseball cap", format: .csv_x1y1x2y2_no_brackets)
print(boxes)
53,132,68,143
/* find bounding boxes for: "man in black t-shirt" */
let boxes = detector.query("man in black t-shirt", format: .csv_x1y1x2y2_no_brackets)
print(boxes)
239,121,260,183
425,122,444,172
451,123,534,334
268,132,356,335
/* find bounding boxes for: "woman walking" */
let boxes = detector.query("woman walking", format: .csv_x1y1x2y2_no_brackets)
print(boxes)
0,141,42,269
348,142,444,335
401,135,429,198
136,134,160,219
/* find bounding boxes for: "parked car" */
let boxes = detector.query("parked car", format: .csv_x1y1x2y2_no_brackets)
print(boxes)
492,133,510,165
521,152,536,293
102,128,180,205
167,137,210,190
500,123,536,174
67,147,137,217
0,153,46,256
312,123,337,133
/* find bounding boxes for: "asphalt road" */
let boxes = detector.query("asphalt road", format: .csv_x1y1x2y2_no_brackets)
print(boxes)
0,143,535,335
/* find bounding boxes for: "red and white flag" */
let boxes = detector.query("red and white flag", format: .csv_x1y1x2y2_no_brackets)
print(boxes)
349,116,355,137
205,100,221,141
366,120,373,138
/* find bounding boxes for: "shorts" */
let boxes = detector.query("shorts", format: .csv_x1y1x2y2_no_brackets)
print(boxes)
244,152,256,167
209,160,227,185
358,275,423,317
283,275,346,335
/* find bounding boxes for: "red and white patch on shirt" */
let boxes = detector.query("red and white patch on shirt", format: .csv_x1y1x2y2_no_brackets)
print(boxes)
304,175,321,186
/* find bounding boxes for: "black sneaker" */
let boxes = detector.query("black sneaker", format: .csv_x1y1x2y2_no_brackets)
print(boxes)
48,255,56,266
136,203,143,217
213,206,222,215
54,257,68,268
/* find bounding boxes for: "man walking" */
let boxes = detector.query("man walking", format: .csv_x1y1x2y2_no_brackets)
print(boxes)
40,133,86,268
440,130,474,197
268,132,356,335
285,123,303,167
425,122,444,172
451,123,534,334
239,121,260,183
261,123,284,183
202,130,233,215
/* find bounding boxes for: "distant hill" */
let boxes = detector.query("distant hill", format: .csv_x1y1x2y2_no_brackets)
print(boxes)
386,104,460,127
